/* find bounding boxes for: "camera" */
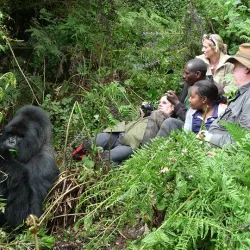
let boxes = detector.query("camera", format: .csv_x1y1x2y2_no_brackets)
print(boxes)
141,102,155,117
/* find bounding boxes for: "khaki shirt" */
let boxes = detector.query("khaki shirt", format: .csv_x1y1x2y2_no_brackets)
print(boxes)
196,53,234,88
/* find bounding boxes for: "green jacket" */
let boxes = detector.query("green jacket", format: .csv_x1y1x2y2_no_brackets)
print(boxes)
104,110,170,149
104,117,148,149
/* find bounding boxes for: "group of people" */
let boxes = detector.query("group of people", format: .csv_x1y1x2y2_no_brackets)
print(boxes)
73,34,250,164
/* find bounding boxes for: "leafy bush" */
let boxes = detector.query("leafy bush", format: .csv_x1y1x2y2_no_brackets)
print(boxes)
26,2,194,102
126,0,189,20
41,81,141,153
0,227,55,249
194,0,250,53
73,129,250,249
1,1,250,249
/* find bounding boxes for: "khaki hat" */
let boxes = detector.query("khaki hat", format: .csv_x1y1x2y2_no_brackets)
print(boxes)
226,43,250,69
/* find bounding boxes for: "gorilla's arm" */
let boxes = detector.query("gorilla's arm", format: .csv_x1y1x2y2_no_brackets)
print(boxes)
0,159,32,227
0,171,7,226
0,213,6,226
26,149,59,216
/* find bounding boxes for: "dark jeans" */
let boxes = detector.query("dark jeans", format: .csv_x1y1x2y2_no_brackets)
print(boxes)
157,118,184,138
96,132,133,163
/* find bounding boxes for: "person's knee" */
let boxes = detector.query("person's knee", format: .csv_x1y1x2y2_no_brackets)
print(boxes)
96,133,110,147
103,150,122,163
161,118,177,130
103,146,133,163
157,118,183,138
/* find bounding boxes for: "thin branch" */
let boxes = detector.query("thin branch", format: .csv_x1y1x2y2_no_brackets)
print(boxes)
6,39,40,105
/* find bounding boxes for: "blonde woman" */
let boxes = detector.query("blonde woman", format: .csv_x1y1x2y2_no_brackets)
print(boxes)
196,34,234,89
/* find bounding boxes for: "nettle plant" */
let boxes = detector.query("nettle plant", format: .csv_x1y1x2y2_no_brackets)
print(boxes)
74,126,250,249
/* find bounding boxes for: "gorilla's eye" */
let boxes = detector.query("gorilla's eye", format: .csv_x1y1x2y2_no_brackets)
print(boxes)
11,126,25,137
17,133,24,138
14,130,25,138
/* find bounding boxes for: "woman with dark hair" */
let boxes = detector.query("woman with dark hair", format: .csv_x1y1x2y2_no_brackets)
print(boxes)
184,80,227,133
73,96,175,164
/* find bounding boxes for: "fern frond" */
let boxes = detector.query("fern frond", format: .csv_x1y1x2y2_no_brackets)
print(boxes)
220,120,247,143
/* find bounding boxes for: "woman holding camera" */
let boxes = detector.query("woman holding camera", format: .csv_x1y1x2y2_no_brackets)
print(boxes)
73,96,174,164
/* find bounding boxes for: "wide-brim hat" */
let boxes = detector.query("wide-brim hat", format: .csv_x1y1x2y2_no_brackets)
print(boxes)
226,43,250,69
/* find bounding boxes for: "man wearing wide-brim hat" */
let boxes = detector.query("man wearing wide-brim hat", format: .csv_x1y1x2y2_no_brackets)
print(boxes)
200,43,250,147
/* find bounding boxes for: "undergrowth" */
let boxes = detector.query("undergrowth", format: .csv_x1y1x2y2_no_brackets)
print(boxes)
2,125,250,249
1,0,250,249
71,129,250,249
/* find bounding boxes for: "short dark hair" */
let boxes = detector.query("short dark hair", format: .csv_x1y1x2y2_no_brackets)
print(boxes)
193,80,219,103
186,58,207,76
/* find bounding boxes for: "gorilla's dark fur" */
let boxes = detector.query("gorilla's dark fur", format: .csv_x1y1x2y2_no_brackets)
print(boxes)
0,105,59,227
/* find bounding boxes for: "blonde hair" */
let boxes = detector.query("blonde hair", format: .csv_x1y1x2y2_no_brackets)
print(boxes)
202,34,228,54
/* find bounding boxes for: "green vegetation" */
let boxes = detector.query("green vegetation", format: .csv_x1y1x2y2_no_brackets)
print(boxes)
0,0,250,249
76,129,250,249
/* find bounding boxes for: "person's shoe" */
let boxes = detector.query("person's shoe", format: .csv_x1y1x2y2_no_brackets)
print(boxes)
72,139,91,160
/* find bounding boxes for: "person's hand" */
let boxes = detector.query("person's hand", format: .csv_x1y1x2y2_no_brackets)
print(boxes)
206,151,217,157
139,108,145,117
196,131,205,140
166,90,179,106
196,130,212,142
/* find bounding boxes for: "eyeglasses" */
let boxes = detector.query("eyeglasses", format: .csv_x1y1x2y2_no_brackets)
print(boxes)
205,35,216,46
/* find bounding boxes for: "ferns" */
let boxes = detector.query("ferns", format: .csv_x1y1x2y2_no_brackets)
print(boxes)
73,129,250,249
75,132,203,247
220,121,247,144
135,132,250,249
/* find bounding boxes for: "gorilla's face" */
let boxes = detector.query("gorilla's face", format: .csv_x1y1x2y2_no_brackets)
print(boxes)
0,121,34,162
0,106,51,163
1,135,22,150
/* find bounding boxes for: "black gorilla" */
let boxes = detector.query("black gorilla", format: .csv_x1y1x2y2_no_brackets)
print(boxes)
0,105,59,227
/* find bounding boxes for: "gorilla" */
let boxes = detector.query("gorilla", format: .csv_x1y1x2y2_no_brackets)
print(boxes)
0,105,59,228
